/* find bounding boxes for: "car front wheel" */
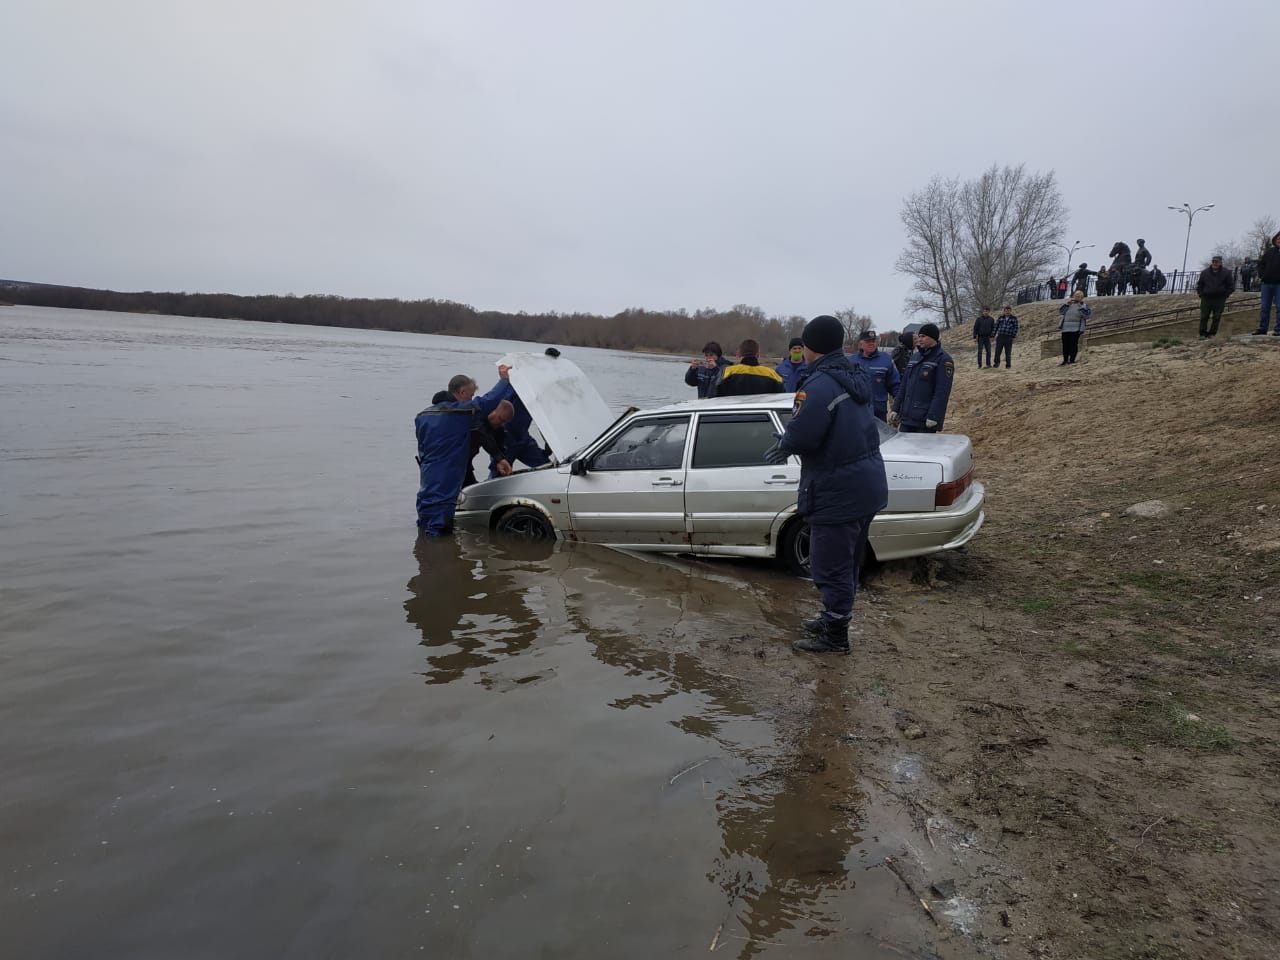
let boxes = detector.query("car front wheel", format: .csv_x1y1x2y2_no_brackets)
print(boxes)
493,506,555,542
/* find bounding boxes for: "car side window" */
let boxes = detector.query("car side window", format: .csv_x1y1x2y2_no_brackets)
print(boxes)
590,416,689,471
691,413,777,469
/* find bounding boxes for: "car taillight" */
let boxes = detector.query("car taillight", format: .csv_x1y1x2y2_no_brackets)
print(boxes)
935,471,972,507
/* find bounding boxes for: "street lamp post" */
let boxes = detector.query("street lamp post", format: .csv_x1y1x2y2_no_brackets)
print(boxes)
1057,240,1095,277
1168,202,1215,276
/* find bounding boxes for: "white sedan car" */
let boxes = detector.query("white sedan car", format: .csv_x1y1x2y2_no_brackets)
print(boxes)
454,353,984,576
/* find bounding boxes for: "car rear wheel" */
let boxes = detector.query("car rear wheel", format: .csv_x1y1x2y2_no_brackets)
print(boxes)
779,519,811,577
778,519,875,579
493,506,555,542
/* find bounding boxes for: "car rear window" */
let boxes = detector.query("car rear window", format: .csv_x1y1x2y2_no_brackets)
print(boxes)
692,413,777,469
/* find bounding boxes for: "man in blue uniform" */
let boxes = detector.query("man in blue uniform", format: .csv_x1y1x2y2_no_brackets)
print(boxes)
764,315,888,655
774,337,808,391
415,366,513,535
890,323,953,434
848,329,900,422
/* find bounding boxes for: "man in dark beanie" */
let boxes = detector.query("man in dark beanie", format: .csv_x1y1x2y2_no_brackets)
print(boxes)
763,315,888,654
684,341,730,398
891,322,954,433
774,336,809,391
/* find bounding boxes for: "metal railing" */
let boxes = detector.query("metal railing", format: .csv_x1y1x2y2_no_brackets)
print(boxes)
1082,294,1261,335
1016,265,1254,305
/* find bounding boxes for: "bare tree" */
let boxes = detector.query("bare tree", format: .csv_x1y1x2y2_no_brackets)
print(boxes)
1203,215,1277,269
897,165,1067,325
835,306,873,345
895,176,965,328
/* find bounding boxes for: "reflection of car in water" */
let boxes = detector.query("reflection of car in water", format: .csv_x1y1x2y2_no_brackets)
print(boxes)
455,352,985,576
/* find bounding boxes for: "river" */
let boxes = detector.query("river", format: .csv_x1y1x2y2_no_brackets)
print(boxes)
1,306,944,959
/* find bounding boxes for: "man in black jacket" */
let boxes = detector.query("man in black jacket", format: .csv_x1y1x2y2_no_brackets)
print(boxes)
972,307,996,368
1254,232,1280,335
684,342,730,397
712,338,785,396
1196,255,1236,338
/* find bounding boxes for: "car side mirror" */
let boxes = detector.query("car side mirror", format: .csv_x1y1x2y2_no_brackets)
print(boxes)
570,459,588,476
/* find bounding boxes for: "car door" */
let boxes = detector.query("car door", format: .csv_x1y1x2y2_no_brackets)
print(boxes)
566,414,690,545
686,411,797,547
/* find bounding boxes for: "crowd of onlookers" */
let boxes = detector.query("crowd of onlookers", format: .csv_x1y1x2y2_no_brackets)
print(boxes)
1018,236,1271,305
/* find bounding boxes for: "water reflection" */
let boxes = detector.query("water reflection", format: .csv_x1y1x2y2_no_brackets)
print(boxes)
495,544,871,956
400,534,915,956
403,533,545,685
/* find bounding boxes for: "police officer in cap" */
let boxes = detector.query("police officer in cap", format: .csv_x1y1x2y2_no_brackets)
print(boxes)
890,322,954,433
763,315,888,654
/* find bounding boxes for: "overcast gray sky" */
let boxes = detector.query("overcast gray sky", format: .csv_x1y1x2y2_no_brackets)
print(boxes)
2,0,1273,328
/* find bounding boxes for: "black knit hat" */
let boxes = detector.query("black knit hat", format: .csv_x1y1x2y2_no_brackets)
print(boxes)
787,336,804,349
801,315,846,354
918,322,941,341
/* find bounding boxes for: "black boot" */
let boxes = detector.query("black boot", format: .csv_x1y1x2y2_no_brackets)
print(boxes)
800,612,827,634
793,617,851,654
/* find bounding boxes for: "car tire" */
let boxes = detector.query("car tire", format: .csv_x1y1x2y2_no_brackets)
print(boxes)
493,506,555,542
778,519,876,579
778,519,812,578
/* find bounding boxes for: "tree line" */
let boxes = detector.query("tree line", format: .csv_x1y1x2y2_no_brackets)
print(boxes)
1,283,881,357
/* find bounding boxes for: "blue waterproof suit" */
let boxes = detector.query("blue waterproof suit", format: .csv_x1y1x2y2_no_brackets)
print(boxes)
774,357,809,392
415,379,513,534
848,348,901,422
894,343,954,433
776,351,889,621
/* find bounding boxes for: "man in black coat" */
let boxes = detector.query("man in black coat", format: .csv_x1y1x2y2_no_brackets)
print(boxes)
1196,255,1236,338
972,307,996,368
1254,232,1280,335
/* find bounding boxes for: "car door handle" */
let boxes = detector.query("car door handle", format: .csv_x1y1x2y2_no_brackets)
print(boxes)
764,477,799,485
651,477,683,487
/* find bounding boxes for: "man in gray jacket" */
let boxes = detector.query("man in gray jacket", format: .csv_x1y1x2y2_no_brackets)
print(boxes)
1057,291,1090,365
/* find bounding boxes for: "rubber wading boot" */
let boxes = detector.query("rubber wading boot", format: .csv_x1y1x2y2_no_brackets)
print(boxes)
793,617,851,654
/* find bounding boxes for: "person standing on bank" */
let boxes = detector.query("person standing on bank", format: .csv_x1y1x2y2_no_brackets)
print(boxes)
763,315,887,655
891,329,915,378
1196,254,1236,338
972,307,996,368
1254,232,1280,335
415,366,513,535
1057,290,1090,365
849,329,900,422
775,337,809,391
890,322,954,433
712,338,786,396
993,306,1019,369
685,341,730,398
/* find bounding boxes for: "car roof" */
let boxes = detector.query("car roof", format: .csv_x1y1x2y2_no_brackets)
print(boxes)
628,393,795,417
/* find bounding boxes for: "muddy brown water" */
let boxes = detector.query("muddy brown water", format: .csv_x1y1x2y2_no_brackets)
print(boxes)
2,307,948,958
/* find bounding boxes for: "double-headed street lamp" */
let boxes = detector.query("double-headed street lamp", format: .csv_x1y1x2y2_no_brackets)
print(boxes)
1057,240,1095,277
1167,202,1215,275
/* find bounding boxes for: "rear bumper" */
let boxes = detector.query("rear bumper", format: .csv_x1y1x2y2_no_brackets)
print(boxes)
869,481,985,561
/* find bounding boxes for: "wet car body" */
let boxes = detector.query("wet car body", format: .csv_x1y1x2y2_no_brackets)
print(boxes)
454,353,984,575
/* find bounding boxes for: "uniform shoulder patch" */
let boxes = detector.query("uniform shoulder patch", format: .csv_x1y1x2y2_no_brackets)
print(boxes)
944,360,954,378
792,391,806,416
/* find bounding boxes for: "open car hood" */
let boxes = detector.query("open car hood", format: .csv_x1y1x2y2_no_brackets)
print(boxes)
498,352,615,462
